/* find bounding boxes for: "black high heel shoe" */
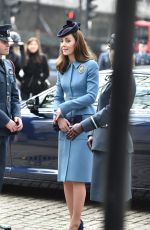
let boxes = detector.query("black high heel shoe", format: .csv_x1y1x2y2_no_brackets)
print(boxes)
78,220,84,230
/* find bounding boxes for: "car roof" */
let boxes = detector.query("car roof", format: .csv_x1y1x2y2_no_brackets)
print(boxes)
133,66,150,75
22,66,150,108
48,59,57,64
99,66,150,76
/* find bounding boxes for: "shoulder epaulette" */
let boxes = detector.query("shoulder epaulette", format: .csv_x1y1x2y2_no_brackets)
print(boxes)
3,59,16,76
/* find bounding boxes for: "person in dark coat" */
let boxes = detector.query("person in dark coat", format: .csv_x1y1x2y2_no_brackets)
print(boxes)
134,41,150,65
98,34,116,70
54,20,99,230
7,31,25,85
0,27,23,230
66,34,136,203
21,37,49,100
98,50,111,70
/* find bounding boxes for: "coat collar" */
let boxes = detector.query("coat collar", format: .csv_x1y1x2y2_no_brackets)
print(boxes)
0,59,5,73
72,61,81,69
66,61,85,72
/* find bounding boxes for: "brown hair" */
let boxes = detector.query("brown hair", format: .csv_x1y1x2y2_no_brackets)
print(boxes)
25,37,43,63
56,30,97,73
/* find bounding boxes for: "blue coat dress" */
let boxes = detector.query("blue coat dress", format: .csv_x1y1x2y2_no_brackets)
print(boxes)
54,60,99,182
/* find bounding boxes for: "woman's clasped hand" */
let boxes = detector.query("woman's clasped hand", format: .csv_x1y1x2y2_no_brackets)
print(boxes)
66,123,83,140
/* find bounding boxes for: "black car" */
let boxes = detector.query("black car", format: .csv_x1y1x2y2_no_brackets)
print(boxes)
4,68,150,195
5,87,59,188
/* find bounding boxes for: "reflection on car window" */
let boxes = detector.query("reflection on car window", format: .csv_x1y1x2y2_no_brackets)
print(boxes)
94,73,112,108
132,74,150,110
95,72,150,111
40,91,55,109
38,74,150,111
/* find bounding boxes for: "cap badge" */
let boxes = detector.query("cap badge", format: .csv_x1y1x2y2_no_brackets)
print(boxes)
9,69,13,75
78,64,86,74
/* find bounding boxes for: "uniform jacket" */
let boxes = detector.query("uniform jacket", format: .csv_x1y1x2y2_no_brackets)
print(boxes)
81,74,136,153
54,60,99,118
0,59,21,136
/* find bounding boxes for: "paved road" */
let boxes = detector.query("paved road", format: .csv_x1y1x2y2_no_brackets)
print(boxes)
0,186,150,230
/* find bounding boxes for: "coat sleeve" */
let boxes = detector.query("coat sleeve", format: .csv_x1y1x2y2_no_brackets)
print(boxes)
81,105,111,131
0,110,10,127
54,72,65,109
11,73,21,118
81,75,136,132
58,61,99,116
0,80,21,127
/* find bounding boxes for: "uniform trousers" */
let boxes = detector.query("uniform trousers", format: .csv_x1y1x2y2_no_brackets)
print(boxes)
0,136,9,192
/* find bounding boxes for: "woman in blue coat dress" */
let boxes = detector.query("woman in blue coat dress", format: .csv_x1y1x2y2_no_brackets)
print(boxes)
54,20,99,230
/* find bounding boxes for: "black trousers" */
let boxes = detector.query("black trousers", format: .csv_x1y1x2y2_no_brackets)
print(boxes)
0,136,9,192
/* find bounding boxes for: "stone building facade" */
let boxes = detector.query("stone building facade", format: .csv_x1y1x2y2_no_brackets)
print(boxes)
0,0,149,58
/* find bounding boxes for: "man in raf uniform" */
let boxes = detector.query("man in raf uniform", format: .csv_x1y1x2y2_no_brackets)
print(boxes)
0,24,23,230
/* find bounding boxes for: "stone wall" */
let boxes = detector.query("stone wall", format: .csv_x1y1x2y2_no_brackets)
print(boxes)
0,1,115,58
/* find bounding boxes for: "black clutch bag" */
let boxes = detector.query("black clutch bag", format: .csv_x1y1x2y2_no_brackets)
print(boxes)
68,115,83,125
53,122,60,131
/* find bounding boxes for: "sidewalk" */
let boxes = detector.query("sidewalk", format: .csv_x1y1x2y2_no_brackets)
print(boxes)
0,186,150,230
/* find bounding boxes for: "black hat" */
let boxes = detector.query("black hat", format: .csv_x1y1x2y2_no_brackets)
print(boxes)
10,31,22,44
0,24,12,42
107,33,116,49
139,39,147,45
57,20,80,38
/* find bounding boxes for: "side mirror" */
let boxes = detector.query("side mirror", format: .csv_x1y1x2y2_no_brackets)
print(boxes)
26,97,39,111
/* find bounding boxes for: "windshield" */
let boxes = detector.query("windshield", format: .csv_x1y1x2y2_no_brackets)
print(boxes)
132,74,150,110
134,26,148,43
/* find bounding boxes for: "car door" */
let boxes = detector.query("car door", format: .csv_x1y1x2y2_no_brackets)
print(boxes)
10,88,59,183
129,73,150,190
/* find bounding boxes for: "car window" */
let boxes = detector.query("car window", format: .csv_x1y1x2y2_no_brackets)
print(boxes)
132,74,150,110
37,72,150,112
94,73,112,108
95,72,150,111
48,59,57,71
